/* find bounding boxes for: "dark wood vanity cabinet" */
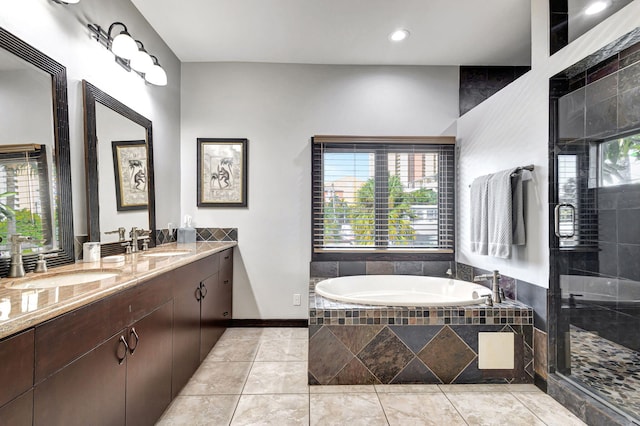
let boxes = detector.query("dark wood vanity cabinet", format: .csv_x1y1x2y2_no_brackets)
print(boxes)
0,329,35,426
33,295,174,426
172,248,233,396
2,247,233,426
200,249,233,361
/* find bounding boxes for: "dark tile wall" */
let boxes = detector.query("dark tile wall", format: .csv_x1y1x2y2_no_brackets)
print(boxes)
459,66,530,115
310,260,453,278
549,31,640,423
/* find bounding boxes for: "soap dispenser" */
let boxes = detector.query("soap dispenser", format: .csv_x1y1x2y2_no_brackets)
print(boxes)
177,215,196,243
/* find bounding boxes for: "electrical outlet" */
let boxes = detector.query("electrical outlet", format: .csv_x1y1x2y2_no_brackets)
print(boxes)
293,293,301,306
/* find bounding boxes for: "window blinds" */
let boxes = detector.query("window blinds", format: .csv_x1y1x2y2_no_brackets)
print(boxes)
312,136,455,253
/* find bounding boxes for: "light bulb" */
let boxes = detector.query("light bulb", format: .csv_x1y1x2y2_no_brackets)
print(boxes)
130,49,153,73
145,64,168,86
111,31,138,59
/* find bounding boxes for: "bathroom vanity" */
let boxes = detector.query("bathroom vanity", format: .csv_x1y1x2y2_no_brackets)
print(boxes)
0,242,234,426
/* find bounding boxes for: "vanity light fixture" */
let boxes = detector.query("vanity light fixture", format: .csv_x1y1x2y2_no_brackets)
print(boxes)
389,29,410,42
87,22,168,86
585,1,608,15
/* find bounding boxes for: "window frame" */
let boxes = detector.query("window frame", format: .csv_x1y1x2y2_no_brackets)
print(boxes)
311,135,455,262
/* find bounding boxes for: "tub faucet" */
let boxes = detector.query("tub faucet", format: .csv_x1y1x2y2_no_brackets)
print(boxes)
473,270,502,304
8,234,33,278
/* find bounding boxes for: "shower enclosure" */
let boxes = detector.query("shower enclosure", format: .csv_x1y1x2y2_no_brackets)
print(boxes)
550,32,640,421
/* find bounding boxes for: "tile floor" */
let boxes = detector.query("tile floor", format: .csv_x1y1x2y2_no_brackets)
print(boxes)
157,327,586,425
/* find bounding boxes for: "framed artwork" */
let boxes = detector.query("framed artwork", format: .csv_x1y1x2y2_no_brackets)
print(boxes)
112,140,148,211
197,138,248,207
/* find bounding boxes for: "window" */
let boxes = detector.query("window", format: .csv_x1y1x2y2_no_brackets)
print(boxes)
0,144,53,254
312,136,455,259
598,133,640,187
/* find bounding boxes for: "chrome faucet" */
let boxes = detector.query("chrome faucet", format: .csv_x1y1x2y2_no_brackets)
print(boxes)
130,227,151,253
473,270,502,304
9,234,33,278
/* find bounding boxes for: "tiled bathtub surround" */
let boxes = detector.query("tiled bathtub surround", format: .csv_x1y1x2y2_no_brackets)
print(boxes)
309,281,534,386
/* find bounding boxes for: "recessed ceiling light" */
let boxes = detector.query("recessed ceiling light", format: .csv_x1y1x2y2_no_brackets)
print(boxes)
585,1,608,15
389,29,410,42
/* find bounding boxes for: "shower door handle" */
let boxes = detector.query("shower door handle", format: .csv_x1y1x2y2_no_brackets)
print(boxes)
554,203,575,238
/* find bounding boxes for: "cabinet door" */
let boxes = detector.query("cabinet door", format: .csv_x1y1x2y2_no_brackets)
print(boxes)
219,249,233,319
172,267,202,398
199,272,222,361
0,390,33,426
126,301,173,426
34,331,127,426
0,329,34,408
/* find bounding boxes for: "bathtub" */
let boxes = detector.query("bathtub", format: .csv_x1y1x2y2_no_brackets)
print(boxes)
315,275,492,307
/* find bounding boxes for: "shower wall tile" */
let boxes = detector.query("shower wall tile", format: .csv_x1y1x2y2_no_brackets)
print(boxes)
585,73,617,105
618,244,640,281
585,96,617,138
619,87,640,131
617,209,640,244
558,87,585,142
597,210,617,243
617,186,640,209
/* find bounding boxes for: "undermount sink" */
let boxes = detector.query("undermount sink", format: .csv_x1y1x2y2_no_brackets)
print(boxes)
5,269,121,290
141,249,192,258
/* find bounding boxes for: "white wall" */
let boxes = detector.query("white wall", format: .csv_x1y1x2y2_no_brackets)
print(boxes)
456,0,640,288
181,63,459,318
1,0,181,237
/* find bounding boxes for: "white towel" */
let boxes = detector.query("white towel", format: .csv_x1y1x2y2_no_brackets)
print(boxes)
470,174,490,255
487,169,518,258
511,172,526,246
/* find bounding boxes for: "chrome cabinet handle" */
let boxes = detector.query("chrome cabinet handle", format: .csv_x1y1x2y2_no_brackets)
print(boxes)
129,327,140,354
200,283,208,299
554,203,576,238
117,335,129,365
195,287,202,301
223,311,229,317
223,279,230,285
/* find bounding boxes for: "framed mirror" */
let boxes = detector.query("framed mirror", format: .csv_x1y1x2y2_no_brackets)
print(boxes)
82,80,156,247
0,27,74,275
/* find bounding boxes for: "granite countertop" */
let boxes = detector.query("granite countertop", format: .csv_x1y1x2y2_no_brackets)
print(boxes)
0,241,237,339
